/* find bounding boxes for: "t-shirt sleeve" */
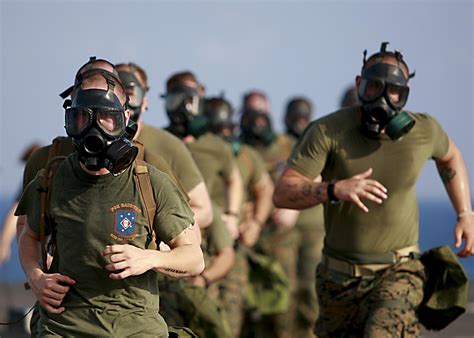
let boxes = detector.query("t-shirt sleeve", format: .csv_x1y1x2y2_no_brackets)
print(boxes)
151,169,195,244
221,142,236,179
206,203,233,255
247,148,265,187
427,114,450,159
15,175,45,236
287,121,331,179
22,146,50,191
170,141,204,193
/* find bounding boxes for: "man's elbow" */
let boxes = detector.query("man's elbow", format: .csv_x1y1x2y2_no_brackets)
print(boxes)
272,186,288,208
191,248,205,276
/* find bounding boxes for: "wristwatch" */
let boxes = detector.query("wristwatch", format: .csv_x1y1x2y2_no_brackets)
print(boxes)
200,274,211,289
327,180,340,203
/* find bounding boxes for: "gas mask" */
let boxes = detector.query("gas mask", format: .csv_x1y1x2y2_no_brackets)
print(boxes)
285,101,311,138
118,67,147,122
163,84,208,138
63,77,138,175
358,42,416,140
204,98,236,142
240,109,275,146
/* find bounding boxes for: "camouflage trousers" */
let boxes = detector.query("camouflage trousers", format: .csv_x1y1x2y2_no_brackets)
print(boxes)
295,227,324,338
315,258,427,338
159,278,232,338
218,246,249,337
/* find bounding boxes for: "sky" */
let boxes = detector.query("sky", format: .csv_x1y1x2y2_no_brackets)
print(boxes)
0,0,473,205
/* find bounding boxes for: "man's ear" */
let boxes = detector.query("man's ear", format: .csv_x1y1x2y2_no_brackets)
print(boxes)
141,95,149,113
124,109,132,124
355,75,361,89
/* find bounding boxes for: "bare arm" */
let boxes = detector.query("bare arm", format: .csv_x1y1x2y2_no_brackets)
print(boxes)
435,138,474,257
0,202,18,265
187,181,213,229
223,166,244,239
274,166,387,212
103,224,205,279
226,166,244,216
18,219,75,314
252,173,274,225
188,246,235,288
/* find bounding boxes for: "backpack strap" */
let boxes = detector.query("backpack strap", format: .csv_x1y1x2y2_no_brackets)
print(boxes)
133,159,158,248
38,156,66,271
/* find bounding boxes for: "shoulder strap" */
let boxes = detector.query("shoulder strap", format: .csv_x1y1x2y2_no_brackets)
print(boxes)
133,159,158,247
38,156,66,271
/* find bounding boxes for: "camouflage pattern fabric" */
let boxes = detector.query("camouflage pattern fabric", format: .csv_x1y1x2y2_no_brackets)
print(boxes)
315,258,426,338
257,225,299,338
295,227,324,338
218,246,249,337
159,278,232,338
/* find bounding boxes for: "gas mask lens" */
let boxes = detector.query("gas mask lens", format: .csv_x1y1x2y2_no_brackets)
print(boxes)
386,83,409,108
165,93,200,116
125,85,145,109
65,107,125,138
96,110,126,136
65,107,93,137
359,78,409,108
358,78,384,102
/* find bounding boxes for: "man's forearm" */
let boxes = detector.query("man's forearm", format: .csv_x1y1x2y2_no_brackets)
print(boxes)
153,243,204,278
253,174,274,224
18,227,42,279
273,176,329,210
200,246,235,283
226,168,244,215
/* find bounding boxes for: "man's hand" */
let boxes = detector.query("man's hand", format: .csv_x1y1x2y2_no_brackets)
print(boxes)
240,219,263,247
454,212,474,257
222,213,240,240
28,268,75,314
334,168,388,212
185,275,207,288
102,244,154,280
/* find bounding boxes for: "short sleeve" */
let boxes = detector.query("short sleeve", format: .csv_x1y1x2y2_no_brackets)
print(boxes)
427,115,450,159
15,175,46,236
206,203,233,255
221,142,236,179
287,121,332,179
151,168,195,244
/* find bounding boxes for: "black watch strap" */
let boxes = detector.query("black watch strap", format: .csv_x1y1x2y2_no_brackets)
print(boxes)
201,274,211,289
327,180,339,203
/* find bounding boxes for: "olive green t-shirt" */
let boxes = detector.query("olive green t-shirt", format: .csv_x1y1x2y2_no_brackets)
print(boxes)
137,123,204,193
288,107,449,259
17,153,194,337
283,133,325,231
252,135,292,184
186,132,235,208
202,201,233,260
236,144,266,203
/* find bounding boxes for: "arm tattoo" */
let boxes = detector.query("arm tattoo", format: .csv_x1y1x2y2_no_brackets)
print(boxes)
162,267,188,275
313,185,324,203
302,184,312,197
439,166,456,184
